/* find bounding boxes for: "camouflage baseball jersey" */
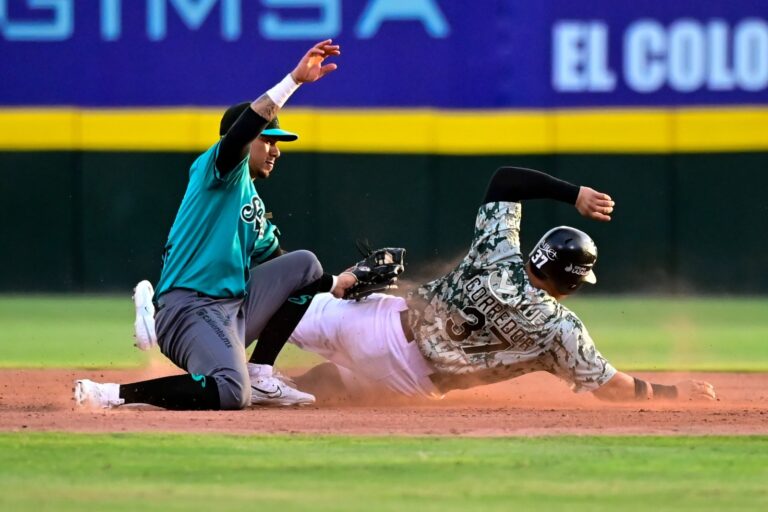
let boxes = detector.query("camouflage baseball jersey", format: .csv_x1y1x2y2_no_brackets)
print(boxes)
407,201,616,393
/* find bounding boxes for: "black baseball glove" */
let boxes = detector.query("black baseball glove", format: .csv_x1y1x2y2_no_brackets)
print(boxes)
343,244,406,301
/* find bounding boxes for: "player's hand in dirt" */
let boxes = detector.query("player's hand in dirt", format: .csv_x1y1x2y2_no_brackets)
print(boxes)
290,39,341,84
675,379,717,401
576,187,614,222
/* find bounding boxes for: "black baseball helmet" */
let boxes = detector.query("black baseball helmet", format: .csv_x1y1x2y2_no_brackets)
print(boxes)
528,226,598,295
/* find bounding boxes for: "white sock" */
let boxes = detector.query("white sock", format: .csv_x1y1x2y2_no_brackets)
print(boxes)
105,383,124,406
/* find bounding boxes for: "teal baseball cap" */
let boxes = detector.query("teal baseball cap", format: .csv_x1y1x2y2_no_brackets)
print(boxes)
219,101,299,141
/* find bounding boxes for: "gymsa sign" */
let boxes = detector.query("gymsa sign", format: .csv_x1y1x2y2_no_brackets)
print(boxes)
0,0,450,41
1,0,766,107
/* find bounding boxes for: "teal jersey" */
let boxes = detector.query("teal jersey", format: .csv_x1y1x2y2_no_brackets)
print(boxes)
155,142,279,299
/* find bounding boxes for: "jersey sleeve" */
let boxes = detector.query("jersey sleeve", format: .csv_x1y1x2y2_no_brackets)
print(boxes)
250,220,280,265
548,313,617,393
197,141,248,188
466,201,524,267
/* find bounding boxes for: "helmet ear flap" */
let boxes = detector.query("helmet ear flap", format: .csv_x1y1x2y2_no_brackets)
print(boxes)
529,226,598,295
528,260,547,281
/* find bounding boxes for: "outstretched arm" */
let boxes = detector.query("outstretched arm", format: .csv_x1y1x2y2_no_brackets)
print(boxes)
216,39,341,175
483,167,615,222
216,107,272,175
592,370,716,402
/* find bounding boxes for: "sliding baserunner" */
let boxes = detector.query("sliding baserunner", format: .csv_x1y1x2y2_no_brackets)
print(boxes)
288,167,717,403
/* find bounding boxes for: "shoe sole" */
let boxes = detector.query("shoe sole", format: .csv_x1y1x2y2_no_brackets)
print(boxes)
133,281,157,351
250,399,315,407
134,315,156,351
251,392,315,407
73,381,85,406
73,379,100,408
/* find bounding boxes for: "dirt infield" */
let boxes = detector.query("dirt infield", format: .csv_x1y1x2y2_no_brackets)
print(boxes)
1,368,766,436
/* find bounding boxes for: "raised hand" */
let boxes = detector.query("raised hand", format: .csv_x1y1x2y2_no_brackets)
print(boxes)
290,39,341,84
576,186,615,222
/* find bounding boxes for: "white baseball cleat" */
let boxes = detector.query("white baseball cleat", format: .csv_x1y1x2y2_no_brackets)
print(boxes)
133,280,158,351
249,364,316,407
74,379,125,409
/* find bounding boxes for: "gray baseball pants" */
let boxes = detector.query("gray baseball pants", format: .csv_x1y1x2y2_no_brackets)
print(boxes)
155,250,323,409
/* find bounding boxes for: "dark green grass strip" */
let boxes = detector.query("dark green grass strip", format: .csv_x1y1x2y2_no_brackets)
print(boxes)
0,434,766,512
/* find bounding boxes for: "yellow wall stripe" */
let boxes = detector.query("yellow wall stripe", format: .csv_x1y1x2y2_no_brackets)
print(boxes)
0,107,766,153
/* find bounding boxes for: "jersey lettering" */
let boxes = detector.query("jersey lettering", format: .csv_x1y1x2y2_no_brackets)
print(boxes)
463,326,513,355
446,306,486,342
240,195,265,236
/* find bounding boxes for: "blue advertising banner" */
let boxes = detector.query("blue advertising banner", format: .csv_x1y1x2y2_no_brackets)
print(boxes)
1,0,767,108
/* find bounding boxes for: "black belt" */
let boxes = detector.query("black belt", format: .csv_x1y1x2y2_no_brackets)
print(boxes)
398,311,450,393
399,310,414,342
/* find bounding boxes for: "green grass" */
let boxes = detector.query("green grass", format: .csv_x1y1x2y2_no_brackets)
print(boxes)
568,297,768,371
0,434,766,512
0,295,320,369
0,295,766,370
0,296,148,369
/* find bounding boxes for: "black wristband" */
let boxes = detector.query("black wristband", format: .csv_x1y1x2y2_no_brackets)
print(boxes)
317,272,335,293
651,383,679,400
633,377,648,400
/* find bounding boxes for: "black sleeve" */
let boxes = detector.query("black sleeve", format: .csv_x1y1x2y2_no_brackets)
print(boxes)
250,245,285,268
262,245,286,263
215,107,270,176
482,167,580,205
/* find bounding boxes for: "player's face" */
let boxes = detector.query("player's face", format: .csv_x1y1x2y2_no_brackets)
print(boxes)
248,136,281,180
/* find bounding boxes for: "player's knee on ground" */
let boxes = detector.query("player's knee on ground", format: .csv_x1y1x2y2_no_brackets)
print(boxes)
289,249,323,283
212,368,250,410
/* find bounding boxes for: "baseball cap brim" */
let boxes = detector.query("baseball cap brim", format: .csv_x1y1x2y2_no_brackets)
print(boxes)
584,270,597,285
260,128,298,142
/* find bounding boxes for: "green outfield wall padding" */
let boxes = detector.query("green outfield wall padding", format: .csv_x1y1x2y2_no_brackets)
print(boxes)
1,151,766,294
0,152,79,291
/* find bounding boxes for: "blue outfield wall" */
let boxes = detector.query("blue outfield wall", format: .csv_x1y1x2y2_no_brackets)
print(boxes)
1,1,767,294
0,0,767,108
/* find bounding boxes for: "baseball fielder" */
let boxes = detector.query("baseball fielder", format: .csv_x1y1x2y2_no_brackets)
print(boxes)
288,167,717,402
74,40,361,410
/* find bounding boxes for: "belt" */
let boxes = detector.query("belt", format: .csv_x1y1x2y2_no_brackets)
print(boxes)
399,309,415,342
398,310,449,395
155,288,243,311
